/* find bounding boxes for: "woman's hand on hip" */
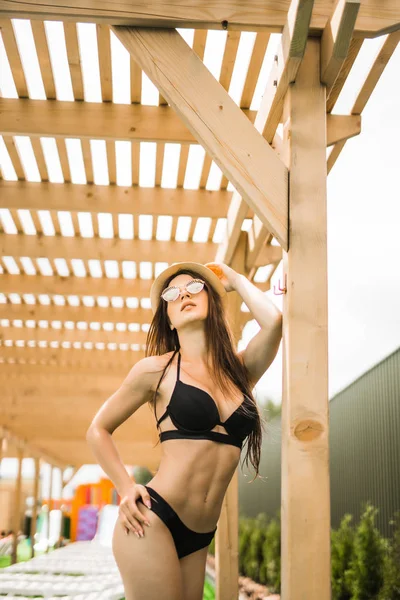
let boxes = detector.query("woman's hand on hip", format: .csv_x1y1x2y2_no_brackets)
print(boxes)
118,483,152,538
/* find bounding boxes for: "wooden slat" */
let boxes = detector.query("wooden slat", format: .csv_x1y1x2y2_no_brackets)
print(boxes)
111,26,288,248
176,144,189,187
31,20,56,99
255,0,315,143
327,140,346,173
81,139,94,183
3,136,25,179
55,139,71,182
321,0,360,88
0,19,28,97
130,57,141,103
219,30,241,91
131,141,140,185
154,142,165,186
106,140,116,184
326,37,363,112
63,22,84,100
193,29,208,61
240,32,270,108
30,138,49,181
352,30,400,114
97,24,112,102
217,1,314,269
196,30,239,190
199,154,212,189
0,2,399,35
327,31,400,173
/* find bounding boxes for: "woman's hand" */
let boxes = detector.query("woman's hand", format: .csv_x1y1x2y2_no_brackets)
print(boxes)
118,483,152,538
205,262,240,293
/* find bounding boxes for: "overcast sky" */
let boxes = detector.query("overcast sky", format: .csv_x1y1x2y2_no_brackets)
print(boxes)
1,29,399,495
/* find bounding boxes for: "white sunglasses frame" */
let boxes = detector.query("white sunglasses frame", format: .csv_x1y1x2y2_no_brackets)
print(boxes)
160,278,206,302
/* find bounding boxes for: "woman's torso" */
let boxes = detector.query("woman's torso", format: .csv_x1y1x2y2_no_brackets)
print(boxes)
147,350,247,532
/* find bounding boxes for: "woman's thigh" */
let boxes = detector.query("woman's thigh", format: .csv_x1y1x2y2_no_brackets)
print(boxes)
180,545,209,600
112,508,184,600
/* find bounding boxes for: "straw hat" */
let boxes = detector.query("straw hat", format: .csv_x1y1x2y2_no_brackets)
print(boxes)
150,261,228,315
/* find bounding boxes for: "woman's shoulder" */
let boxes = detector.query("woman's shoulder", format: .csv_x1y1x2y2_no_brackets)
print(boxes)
141,350,176,373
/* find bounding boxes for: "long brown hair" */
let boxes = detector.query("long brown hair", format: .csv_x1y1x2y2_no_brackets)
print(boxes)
145,268,266,482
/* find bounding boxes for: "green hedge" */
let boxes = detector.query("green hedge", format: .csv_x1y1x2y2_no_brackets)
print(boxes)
208,503,400,599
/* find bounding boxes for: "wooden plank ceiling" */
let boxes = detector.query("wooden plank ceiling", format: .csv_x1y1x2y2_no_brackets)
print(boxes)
0,5,399,471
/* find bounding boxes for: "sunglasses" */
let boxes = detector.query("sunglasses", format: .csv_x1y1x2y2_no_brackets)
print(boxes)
161,278,206,302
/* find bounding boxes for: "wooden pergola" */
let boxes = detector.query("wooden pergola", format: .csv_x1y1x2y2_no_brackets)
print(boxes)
0,1,399,597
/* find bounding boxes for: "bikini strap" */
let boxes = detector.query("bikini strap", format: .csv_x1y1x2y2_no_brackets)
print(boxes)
176,350,181,381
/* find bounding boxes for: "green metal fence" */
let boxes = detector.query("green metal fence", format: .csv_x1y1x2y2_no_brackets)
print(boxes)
239,347,400,539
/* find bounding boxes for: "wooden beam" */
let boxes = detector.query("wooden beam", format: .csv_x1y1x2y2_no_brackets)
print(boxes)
326,37,363,112
0,98,257,143
0,272,153,298
215,231,247,600
24,439,161,473
0,233,218,264
0,363,131,379
326,114,361,145
321,0,360,88
0,272,270,301
0,99,361,151
0,346,144,366
281,38,330,598
327,30,400,173
0,180,236,218
253,242,282,269
216,0,313,269
11,446,23,564
30,457,40,558
255,0,315,144
0,326,147,345
0,425,67,468
0,302,152,324
0,2,399,35
110,26,288,249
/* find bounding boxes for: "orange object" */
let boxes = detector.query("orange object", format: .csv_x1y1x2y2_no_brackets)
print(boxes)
206,263,224,279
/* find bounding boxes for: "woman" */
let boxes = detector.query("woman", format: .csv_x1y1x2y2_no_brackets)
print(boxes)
86,261,282,600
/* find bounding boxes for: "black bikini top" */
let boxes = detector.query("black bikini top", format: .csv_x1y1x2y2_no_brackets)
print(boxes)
156,350,257,449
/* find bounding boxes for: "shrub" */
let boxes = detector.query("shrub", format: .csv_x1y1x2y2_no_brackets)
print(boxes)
242,513,269,582
331,513,355,600
260,511,281,592
346,503,386,599
379,510,400,600
238,517,253,574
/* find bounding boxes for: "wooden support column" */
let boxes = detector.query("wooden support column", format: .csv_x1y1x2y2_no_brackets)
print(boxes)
11,446,24,565
30,457,41,558
215,230,247,600
46,464,53,553
281,38,330,599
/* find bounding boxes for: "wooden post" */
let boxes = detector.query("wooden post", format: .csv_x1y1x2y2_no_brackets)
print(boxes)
30,457,40,558
46,464,53,553
11,446,24,565
281,38,331,599
215,230,247,600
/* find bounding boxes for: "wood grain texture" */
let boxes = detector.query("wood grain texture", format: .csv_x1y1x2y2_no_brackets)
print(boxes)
111,26,288,248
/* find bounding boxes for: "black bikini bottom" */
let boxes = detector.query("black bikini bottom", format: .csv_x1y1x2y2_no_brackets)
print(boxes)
137,485,217,559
